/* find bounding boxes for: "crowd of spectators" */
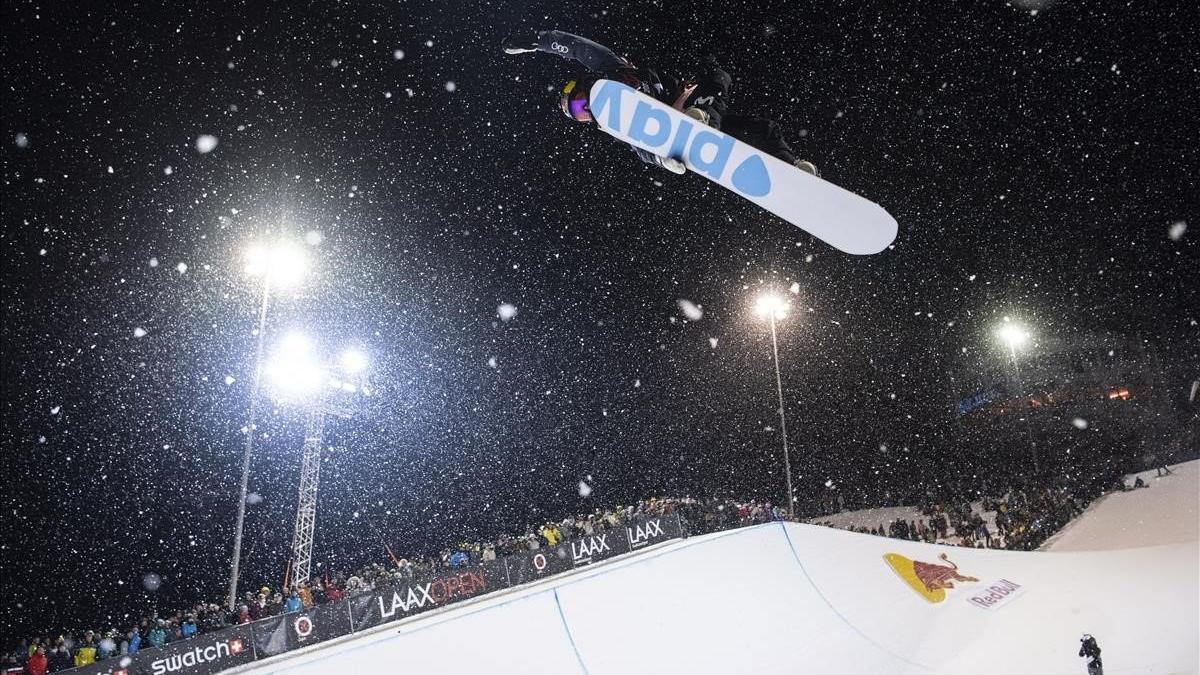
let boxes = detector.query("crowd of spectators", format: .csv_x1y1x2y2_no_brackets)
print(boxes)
3,496,783,674
811,463,1146,551
813,484,1086,551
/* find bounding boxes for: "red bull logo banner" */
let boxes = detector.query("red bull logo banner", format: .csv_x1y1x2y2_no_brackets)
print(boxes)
966,579,1025,610
884,552,979,603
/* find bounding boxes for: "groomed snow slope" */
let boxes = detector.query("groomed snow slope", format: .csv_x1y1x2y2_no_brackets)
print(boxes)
236,520,1198,675
1044,460,1200,551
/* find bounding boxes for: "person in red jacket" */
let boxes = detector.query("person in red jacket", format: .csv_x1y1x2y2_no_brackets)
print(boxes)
24,646,48,675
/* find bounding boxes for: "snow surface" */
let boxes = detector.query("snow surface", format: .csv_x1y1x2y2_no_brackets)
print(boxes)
1042,459,1200,551
232,511,1198,674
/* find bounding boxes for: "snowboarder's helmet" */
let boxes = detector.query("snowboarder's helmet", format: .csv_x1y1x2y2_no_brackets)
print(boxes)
559,79,593,122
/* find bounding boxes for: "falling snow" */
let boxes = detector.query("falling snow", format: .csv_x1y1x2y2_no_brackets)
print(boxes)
1,2,1193,654
195,134,219,153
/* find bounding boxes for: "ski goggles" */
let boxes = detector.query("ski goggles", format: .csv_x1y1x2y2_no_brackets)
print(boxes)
559,80,592,122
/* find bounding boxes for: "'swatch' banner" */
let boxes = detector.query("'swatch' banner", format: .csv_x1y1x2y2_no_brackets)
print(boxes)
71,624,259,675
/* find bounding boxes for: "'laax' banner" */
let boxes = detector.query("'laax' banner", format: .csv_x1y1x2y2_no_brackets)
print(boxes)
507,516,682,585
349,563,508,632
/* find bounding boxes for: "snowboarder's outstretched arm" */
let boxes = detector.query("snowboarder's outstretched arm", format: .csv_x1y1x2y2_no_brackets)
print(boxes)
503,30,631,75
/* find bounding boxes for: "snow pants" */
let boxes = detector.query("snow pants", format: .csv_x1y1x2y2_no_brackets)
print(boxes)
722,115,802,166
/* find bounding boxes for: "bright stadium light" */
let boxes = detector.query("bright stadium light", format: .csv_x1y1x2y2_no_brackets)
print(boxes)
245,240,308,287
997,322,1030,350
340,348,368,374
266,332,326,399
754,294,790,321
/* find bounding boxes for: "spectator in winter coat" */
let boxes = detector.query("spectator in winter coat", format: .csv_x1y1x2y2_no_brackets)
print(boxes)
95,634,113,660
25,646,48,675
72,638,96,667
181,616,198,639
47,644,72,672
248,594,265,621
266,593,284,617
284,591,303,614
540,524,561,547
147,622,167,649
324,584,344,603
126,629,141,655
311,580,327,605
297,583,314,610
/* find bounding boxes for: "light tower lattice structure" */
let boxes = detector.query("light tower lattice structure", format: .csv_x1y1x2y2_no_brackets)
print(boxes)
267,335,369,587
289,399,349,584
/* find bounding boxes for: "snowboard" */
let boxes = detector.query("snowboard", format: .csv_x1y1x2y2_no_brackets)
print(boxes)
589,79,898,255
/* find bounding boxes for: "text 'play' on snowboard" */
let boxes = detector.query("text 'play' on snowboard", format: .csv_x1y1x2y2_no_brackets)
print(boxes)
590,80,897,255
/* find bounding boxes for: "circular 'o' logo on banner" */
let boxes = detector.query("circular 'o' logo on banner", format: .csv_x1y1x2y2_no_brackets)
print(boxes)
533,553,547,571
293,615,314,638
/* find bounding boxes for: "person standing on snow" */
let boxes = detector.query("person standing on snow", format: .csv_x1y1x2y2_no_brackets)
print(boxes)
502,29,818,177
1079,634,1103,675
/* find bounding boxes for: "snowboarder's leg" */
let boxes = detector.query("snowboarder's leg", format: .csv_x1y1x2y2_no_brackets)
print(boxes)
632,146,685,174
683,57,731,128
722,115,819,176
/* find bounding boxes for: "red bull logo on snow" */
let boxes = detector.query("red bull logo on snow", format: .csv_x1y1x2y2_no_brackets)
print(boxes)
966,578,1025,610
884,552,979,603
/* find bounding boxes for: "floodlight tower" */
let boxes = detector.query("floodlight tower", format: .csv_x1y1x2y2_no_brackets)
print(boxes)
228,239,308,611
266,336,370,584
996,320,1039,473
754,293,796,520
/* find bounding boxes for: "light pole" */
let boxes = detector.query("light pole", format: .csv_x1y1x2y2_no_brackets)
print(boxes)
997,322,1040,473
755,294,796,520
227,241,308,610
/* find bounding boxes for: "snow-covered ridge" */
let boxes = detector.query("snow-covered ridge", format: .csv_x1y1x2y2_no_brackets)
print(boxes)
1043,459,1199,551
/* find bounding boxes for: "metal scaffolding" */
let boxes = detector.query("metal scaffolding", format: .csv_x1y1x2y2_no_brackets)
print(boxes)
289,408,327,584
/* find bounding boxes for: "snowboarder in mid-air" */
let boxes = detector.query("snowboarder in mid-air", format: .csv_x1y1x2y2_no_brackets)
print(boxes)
1079,634,1103,675
502,29,818,177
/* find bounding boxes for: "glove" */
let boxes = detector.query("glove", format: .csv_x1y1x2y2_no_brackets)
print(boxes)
502,31,541,54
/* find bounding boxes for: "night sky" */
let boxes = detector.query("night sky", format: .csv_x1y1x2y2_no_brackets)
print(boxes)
2,0,1195,640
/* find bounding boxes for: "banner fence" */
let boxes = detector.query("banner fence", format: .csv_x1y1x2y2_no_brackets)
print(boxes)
63,513,688,675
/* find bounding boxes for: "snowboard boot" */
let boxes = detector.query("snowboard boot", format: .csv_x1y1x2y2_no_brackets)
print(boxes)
683,106,712,126
794,160,820,177
657,155,686,175
501,32,540,54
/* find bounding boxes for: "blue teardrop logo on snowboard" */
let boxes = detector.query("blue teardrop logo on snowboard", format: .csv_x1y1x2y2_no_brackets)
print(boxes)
731,155,771,197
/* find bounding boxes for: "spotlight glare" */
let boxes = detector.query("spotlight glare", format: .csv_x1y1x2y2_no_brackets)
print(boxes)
754,294,789,320
266,332,324,398
997,323,1030,348
245,240,308,287
341,349,368,374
